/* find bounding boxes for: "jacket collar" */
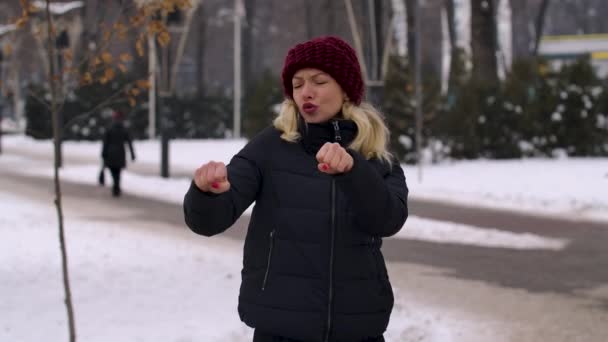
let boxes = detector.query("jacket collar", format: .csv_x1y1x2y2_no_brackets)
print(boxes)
298,115,358,155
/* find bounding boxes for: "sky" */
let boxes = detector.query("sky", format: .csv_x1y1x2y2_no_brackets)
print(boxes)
1,135,607,341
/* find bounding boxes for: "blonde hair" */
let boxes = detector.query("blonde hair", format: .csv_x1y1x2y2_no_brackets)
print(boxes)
273,99,393,164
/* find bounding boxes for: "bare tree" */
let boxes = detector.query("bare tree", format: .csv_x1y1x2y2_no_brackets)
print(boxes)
7,1,192,340
532,0,550,56
195,2,206,97
305,0,314,38
444,0,465,93
471,0,498,83
324,0,336,34
405,0,416,69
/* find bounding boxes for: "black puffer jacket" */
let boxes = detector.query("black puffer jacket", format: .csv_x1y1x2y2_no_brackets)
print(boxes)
101,122,135,169
183,120,408,342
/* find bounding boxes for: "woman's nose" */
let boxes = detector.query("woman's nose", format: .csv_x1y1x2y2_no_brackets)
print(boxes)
300,83,314,99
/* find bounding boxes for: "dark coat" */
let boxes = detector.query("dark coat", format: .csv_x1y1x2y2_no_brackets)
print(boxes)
183,120,408,342
101,122,135,169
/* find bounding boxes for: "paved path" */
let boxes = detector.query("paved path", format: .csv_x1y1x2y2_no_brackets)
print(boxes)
2,148,608,341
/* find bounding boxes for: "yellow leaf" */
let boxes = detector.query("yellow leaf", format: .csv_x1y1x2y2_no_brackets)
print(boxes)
82,72,93,84
99,76,108,85
63,50,73,61
118,64,128,73
148,21,164,34
103,30,111,42
130,88,141,96
104,67,115,81
129,97,137,107
101,52,113,64
177,0,193,10
3,44,13,56
136,79,150,90
119,53,133,63
130,14,145,27
157,31,170,47
113,22,126,31
93,57,102,66
161,2,174,12
136,38,145,57
23,0,39,13
15,16,28,28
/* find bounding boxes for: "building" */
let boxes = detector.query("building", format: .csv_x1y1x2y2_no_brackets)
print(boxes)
538,33,608,76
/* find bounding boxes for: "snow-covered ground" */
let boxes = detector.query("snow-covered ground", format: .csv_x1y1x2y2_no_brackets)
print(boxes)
4,135,608,224
2,135,607,341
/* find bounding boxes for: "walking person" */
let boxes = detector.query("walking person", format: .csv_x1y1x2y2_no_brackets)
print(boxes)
183,36,408,341
101,110,135,197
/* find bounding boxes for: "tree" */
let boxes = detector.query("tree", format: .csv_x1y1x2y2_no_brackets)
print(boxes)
6,1,191,341
532,0,550,56
471,0,498,84
444,0,467,96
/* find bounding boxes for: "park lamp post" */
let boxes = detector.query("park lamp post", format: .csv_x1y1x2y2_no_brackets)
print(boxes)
135,0,199,178
0,24,17,155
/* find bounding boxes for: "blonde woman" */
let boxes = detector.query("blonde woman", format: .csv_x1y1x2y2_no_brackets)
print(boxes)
183,36,408,342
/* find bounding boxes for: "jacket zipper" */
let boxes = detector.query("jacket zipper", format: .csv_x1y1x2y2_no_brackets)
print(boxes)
324,179,337,342
261,230,275,291
325,120,340,342
370,236,381,280
332,120,342,142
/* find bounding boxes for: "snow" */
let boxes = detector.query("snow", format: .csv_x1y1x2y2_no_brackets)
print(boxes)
0,24,17,36
0,191,252,342
32,1,85,15
2,134,607,341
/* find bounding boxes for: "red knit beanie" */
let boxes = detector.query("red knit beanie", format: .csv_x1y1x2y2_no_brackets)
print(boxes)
281,36,364,105
112,111,124,120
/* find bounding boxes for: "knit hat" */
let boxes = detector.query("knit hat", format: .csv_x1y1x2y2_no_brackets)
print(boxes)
111,111,124,120
281,36,364,105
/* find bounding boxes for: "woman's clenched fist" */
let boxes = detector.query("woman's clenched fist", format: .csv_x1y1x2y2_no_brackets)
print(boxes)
316,142,354,174
194,161,231,194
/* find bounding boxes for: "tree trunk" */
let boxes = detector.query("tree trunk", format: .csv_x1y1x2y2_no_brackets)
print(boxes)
45,2,76,342
196,4,206,98
471,0,498,83
444,0,462,94
532,0,550,56
405,0,416,70
366,0,384,106
305,0,314,39
509,0,533,60
325,0,335,35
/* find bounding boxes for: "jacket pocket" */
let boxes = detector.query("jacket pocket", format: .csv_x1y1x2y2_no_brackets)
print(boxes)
369,237,386,279
261,229,276,291
370,236,391,295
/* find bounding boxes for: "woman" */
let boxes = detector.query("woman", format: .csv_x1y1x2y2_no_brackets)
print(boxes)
101,110,136,197
183,36,408,342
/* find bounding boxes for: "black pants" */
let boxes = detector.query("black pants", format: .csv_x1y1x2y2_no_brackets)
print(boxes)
253,330,385,342
108,167,122,196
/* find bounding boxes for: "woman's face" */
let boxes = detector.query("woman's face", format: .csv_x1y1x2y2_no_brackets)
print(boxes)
292,68,346,123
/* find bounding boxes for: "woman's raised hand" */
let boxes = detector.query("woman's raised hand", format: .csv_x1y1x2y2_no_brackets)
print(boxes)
194,161,231,194
316,142,354,174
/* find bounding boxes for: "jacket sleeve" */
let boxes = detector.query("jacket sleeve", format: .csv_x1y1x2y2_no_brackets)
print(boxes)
335,151,408,237
101,131,109,160
183,133,265,237
126,131,135,160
